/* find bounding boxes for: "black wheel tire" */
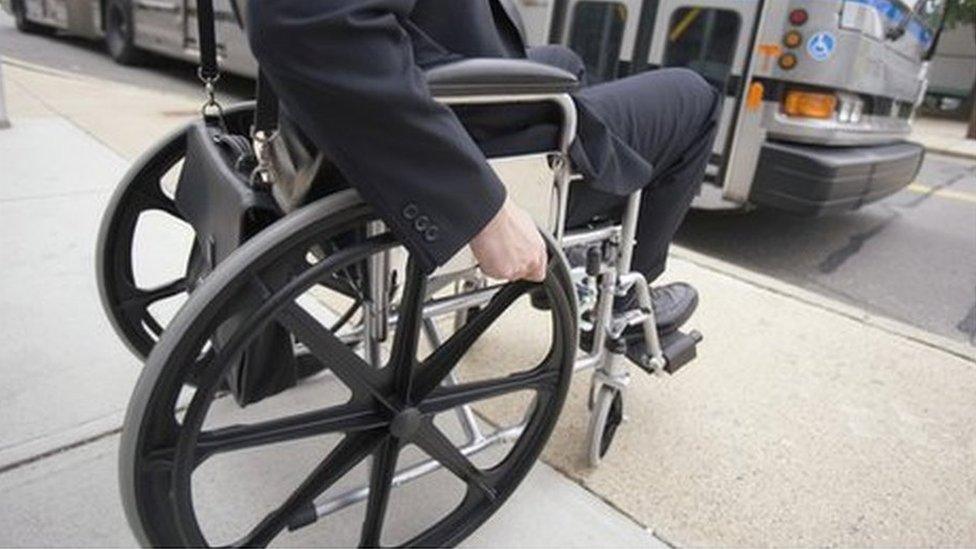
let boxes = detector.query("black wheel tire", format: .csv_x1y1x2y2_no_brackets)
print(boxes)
119,189,579,547
104,0,146,65
11,0,51,34
96,104,256,359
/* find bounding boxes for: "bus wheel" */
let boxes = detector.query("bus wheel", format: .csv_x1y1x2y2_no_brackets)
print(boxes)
12,0,52,34
105,0,146,65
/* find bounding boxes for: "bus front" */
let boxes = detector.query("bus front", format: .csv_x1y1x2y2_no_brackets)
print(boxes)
735,0,945,214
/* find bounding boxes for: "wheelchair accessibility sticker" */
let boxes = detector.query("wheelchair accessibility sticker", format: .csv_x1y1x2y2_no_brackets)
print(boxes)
806,31,836,62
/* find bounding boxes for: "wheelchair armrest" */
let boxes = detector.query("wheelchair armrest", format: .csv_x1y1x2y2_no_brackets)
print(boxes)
425,58,579,98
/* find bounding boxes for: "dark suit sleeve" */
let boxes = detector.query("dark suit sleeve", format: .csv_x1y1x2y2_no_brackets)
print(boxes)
246,0,507,272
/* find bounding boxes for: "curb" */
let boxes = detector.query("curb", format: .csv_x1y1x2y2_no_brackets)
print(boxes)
921,144,976,161
670,245,975,364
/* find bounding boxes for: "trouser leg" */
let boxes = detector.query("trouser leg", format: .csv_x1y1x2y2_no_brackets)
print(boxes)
566,68,720,281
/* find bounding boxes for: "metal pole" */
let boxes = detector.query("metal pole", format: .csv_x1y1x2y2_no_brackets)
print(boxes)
0,61,10,130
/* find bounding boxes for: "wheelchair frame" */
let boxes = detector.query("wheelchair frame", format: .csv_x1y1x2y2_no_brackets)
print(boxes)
307,88,670,520
193,89,676,526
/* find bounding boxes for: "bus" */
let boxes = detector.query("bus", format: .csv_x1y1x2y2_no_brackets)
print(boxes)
2,0,257,76
4,0,948,214
543,0,946,213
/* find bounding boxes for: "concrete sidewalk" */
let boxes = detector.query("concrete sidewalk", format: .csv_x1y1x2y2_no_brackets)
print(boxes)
1,57,974,547
911,116,976,160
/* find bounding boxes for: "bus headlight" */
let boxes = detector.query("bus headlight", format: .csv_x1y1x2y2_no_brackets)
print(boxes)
836,93,865,123
783,90,837,119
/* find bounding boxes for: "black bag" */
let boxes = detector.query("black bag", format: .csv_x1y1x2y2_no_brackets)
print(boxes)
174,120,300,406
170,0,299,406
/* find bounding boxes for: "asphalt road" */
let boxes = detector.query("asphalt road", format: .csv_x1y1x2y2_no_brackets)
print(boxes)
677,156,976,346
2,15,974,346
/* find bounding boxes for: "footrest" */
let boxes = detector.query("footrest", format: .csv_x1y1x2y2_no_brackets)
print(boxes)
625,329,703,375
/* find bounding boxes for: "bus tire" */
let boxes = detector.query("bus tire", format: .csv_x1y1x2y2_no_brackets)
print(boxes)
105,0,146,65
12,0,52,34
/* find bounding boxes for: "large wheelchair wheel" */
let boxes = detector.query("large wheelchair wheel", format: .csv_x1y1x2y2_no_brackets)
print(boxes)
120,190,577,547
96,105,256,359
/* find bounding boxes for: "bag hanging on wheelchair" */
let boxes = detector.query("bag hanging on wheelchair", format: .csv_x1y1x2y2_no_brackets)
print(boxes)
171,0,298,406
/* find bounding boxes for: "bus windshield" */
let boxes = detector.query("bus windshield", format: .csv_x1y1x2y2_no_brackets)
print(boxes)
880,0,948,46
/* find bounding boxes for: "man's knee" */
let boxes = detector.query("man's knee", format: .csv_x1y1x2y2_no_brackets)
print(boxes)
662,68,720,122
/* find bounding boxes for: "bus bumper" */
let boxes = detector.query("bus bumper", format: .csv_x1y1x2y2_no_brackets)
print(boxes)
748,140,924,215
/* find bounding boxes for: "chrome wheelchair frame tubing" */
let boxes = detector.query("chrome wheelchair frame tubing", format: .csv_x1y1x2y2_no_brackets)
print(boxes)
438,92,577,241
436,91,665,373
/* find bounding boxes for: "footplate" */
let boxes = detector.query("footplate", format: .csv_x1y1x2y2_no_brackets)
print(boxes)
625,329,703,375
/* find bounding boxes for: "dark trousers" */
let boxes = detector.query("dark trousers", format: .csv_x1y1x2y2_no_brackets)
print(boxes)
566,69,720,281
526,48,721,281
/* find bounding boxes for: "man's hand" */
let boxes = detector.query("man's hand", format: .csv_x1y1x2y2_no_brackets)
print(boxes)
470,197,547,282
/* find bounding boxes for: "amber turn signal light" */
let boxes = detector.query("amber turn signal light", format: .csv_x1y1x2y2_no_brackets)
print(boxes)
783,30,803,48
783,90,837,119
778,52,798,70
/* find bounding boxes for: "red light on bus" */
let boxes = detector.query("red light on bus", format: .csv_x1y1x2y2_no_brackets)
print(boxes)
789,9,808,26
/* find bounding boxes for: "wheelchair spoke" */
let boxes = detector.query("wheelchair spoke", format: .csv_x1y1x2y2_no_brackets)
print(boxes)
389,257,426,400
135,185,183,219
278,303,396,412
120,277,187,311
359,436,400,548
195,403,389,464
413,421,496,502
417,367,560,416
233,431,384,548
410,281,534,401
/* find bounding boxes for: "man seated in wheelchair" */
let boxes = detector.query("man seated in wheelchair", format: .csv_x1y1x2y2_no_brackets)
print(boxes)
247,0,720,346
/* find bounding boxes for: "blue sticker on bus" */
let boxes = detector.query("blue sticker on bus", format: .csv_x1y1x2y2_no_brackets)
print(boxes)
807,31,836,61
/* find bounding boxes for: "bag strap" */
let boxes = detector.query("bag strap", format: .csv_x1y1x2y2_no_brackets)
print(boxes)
196,0,219,83
254,71,280,137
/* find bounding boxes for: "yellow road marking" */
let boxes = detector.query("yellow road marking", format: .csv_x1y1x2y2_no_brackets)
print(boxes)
907,183,976,205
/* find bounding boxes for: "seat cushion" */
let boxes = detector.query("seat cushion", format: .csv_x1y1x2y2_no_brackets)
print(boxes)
425,58,579,97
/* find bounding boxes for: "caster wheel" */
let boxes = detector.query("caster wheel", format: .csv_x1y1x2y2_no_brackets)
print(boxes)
586,385,623,467
119,190,578,547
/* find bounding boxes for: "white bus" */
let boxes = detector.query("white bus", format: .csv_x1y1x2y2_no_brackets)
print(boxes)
5,0,948,213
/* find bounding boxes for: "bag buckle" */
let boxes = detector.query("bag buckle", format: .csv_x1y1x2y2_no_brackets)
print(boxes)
250,128,279,188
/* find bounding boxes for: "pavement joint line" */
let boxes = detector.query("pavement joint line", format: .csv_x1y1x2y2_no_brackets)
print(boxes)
464,399,669,544
540,457,673,546
0,425,123,477
670,245,976,364
2,56,110,84
2,59,132,161
0,187,112,203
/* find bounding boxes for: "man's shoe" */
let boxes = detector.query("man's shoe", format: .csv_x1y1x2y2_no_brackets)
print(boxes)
646,282,699,335
580,282,699,351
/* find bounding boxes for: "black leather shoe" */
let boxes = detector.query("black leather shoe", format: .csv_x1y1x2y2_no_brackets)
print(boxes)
580,282,698,351
646,282,699,335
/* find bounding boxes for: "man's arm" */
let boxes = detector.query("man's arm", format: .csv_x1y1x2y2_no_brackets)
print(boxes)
247,0,543,279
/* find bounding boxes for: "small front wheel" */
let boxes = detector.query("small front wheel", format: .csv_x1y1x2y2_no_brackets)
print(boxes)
586,384,624,467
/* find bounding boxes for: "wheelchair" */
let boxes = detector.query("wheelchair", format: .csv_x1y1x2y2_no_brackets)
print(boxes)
97,42,702,549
